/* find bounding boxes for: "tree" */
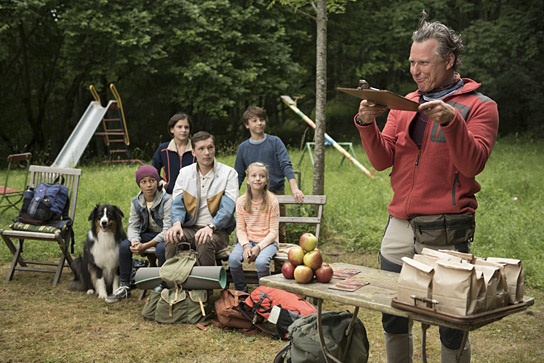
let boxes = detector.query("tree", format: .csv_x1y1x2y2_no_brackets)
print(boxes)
274,0,353,195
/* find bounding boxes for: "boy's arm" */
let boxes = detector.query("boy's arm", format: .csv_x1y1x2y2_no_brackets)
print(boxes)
288,178,304,203
127,198,141,242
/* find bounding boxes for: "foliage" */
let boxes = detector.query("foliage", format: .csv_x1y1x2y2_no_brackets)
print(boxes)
1,0,543,166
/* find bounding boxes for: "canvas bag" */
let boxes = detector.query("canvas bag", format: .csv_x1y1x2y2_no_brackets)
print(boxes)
274,311,369,363
486,257,524,304
154,287,208,324
433,260,485,316
409,212,475,246
142,289,162,320
214,289,253,330
397,257,434,308
141,249,208,324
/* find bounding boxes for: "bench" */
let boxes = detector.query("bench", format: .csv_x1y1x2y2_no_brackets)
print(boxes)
138,194,326,296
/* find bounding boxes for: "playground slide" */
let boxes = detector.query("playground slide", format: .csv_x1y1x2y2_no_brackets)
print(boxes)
52,101,112,168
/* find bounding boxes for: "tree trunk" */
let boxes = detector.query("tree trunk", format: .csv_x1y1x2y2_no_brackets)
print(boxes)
313,0,327,195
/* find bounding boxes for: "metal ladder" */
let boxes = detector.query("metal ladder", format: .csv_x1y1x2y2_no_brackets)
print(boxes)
90,84,143,166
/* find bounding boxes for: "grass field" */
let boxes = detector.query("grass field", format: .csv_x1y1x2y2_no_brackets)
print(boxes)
0,135,542,362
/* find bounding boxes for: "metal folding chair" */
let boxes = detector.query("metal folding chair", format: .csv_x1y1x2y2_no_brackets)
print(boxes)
0,152,32,214
0,165,82,285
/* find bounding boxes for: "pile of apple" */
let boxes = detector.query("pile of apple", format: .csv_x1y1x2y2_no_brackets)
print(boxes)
281,232,334,283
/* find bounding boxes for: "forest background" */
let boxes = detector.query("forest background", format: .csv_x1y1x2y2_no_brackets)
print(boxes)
1,0,543,165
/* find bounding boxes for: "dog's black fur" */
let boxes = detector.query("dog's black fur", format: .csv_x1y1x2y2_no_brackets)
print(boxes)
69,204,126,299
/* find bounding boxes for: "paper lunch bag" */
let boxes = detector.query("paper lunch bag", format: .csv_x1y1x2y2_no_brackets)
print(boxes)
433,260,484,316
486,257,524,304
397,257,434,308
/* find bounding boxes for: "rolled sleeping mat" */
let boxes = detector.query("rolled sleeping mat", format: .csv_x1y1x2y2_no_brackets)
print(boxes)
135,266,227,290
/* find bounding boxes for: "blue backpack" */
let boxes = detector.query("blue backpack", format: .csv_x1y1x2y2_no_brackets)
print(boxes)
17,178,70,227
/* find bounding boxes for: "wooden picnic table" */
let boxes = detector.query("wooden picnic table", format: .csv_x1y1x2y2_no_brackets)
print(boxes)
260,262,534,363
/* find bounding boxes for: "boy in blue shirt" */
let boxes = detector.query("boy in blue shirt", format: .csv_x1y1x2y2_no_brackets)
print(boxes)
234,106,304,243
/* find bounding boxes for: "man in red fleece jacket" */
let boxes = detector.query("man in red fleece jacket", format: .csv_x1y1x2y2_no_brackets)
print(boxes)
354,19,499,363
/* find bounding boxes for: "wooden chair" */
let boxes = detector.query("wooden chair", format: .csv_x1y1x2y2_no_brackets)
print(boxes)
0,165,82,286
0,152,32,214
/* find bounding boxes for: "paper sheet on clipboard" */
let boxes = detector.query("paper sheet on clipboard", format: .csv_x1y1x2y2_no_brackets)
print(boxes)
338,87,419,111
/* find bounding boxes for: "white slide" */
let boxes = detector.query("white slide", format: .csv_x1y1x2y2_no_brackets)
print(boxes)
52,101,113,168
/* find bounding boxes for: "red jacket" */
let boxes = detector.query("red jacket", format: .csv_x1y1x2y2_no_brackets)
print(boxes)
355,78,499,219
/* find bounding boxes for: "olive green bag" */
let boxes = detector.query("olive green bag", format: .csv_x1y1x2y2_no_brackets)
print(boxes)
409,212,475,247
154,287,208,324
141,249,208,324
142,290,161,320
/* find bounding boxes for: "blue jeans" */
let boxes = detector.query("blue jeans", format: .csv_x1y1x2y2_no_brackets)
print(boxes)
228,241,278,293
119,232,165,285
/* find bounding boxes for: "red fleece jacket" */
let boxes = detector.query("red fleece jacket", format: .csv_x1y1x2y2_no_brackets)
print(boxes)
355,78,499,220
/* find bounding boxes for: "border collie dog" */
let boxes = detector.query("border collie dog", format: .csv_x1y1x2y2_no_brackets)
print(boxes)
69,204,126,299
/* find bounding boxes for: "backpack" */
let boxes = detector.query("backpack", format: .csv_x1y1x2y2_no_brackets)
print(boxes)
274,311,370,363
239,286,317,340
142,249,209,324
17,178,70,227
214,289,254,330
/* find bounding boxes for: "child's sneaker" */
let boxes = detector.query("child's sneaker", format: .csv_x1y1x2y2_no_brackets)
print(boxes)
105,285,131,303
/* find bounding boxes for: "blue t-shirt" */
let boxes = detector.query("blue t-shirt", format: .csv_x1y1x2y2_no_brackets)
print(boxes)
234,134,295,193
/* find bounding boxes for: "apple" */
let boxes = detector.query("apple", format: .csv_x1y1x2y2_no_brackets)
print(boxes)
299,232,318,252
315,263,334,283
288,246,305,266
303,249,323,270
294,265,314,284
281,262,295,279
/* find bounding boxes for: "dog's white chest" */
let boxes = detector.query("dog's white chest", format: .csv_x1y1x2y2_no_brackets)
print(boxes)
89,231,119,273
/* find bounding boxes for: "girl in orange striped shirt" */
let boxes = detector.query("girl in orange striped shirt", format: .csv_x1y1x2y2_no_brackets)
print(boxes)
228,162,279,292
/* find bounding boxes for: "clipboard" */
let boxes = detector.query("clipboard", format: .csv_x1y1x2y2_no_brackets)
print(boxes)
338,87,419,111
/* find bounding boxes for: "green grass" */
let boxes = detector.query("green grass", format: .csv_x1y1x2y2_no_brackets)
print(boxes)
1,135,543,287
0,136,543,362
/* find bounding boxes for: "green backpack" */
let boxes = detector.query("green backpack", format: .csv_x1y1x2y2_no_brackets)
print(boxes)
274,311,369,363
142,250,208,324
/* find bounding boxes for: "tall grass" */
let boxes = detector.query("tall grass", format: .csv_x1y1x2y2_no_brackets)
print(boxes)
1,135,542,287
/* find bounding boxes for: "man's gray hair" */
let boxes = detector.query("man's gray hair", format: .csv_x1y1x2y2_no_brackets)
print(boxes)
412,20,464,70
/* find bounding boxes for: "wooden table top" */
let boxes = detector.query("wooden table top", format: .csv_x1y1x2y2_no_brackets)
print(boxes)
260,262,534,331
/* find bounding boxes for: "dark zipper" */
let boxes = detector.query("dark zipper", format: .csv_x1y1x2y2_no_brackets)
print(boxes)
452,173,459,206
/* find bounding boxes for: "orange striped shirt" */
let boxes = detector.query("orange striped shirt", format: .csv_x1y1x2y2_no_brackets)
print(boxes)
236,192,279,250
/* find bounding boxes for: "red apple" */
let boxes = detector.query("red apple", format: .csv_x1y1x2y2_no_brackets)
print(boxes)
288,246,305,266
315,263,334,283
303,249,323,270
294,265,314,284
299,232,318,252
281,262,295,279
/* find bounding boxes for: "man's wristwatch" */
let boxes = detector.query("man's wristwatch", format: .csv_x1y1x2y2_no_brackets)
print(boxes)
207,223,216,231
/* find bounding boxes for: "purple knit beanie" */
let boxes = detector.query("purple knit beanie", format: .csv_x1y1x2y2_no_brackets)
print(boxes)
136,165,160,186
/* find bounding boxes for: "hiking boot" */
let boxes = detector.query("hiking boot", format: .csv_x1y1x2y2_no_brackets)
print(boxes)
105,285,131,303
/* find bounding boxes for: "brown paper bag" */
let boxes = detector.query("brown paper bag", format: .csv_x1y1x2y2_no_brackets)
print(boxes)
433,260,483,316
438,249,475,263
473,264,503,311
413,254,440,268
486,257,524,304
397,257,434,308
474,258,509,308
421,248,463,263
